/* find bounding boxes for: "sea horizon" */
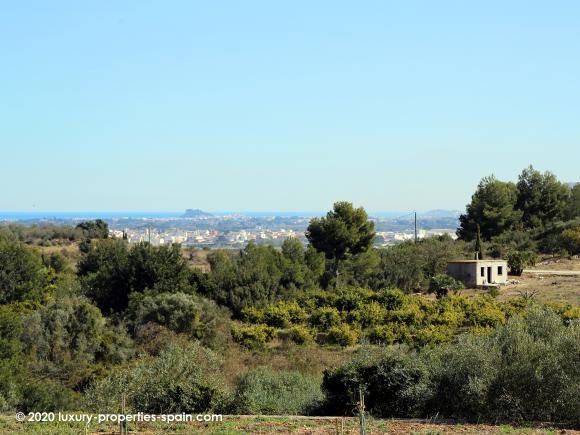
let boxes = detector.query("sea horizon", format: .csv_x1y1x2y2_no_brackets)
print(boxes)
0,210,460,221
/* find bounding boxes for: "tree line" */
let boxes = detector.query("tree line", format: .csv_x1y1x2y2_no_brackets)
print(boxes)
458,165,579,256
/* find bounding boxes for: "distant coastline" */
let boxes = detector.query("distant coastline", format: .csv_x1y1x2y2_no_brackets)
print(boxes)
0,209,461,221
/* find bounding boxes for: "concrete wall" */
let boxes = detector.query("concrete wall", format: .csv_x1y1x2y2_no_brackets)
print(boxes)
447,261,508,287
447,262,477,287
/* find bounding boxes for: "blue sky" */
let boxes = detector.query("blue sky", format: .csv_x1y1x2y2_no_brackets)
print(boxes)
1,1,579,212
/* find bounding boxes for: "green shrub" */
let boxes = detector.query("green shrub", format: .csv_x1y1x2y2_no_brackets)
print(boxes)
128,292,231,348
309,307,341,330
326,323,359,347
465,297,506,327
506,250,537,275
322,306,580,423
128,291,198,334
560,227,580,255
297,289,338,310
281,325,315,345
425,333,500,420
544,301,580,325
231,324,275,349
42,252,70,273
229,366,323,415
428,274,464,298
262,305,291,328
427,297,466,327
0,305,24,360
17,380,80,413
84,342,227,413
321,347,430,417
262,301,307,328
385,302,424,326
334,288,375,311
0,236,46,303
367,323,410,345
241,306,264,324
348,302,387,328
488,286,500,298
412,324,453,347
485,307,580,422
374,288,406,310
21,295,133,368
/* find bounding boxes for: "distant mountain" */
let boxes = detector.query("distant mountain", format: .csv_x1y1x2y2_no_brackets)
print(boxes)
420,209,462,218
182,209,213,218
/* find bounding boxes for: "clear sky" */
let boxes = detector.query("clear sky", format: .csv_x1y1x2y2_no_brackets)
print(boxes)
1,1,579,212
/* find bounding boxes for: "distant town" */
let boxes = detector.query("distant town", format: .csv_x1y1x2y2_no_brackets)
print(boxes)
1,209,459,248
111,226,458,248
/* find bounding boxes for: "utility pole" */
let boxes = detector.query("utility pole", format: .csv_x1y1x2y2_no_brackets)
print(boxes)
414,211,417,243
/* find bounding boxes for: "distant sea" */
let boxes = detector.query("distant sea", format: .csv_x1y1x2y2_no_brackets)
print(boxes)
0,210,456,221
0,212,183,221
0,211,325,221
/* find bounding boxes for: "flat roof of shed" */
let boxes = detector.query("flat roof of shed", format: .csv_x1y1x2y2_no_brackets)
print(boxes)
448,259,506,263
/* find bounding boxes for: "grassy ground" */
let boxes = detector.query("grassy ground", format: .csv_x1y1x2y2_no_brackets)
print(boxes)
454,273,580,306
35,244,82,264
532,257,580,272
501,274,580,305
184,247,212,272
0,415,576,435
222,342,354,387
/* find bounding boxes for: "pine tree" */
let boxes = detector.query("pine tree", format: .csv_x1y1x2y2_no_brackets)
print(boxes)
475,224,484,260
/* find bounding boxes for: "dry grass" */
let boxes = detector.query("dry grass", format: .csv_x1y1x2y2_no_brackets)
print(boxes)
1,415,575,434
183,247,212,272
499,275,580,306
221,342,354,388
34,244,82,270
454,274,580,306
532,257,580,272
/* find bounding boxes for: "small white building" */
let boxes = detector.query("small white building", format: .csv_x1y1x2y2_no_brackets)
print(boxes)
447,259,508,287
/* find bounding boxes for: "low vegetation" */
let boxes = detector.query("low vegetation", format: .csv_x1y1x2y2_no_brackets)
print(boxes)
0,166,578,427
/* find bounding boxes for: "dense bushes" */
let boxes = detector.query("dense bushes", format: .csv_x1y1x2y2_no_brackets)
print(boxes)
79,240,194,313
235,288,546,349
127,291,231,349
231,324,276,349
85,343,228,413
229,366,323,415
321,306,580,423
17,380,80,413
310,307,341,329
322,347,430,417
197,234,469,308
196,241,324,317
128,292,199,334
280,325,315,344
560,226,580,255
0,224,85,245
428,274,464,298
0,235,47,303
372,236,469,292
22,295,133,386
326,323,360,347
506,250,538,275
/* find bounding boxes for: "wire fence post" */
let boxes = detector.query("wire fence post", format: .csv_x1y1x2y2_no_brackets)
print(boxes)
358,387,366,435
120,393,128,435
